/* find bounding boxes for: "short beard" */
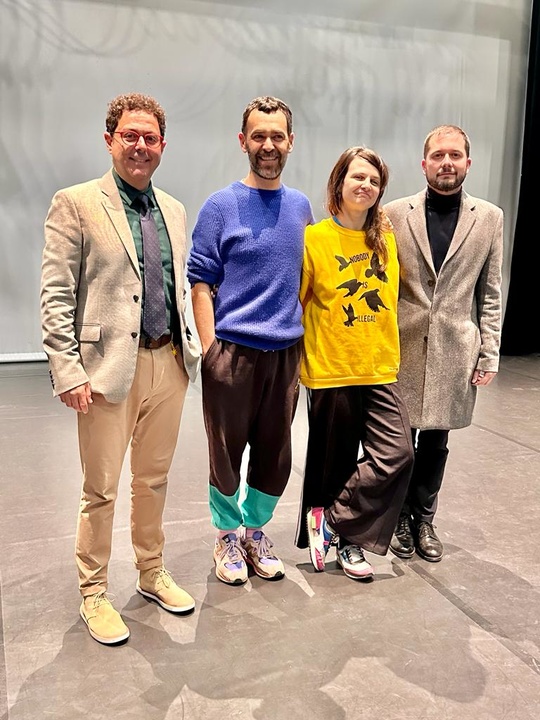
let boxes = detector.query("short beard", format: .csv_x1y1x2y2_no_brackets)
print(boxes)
248,151,287,181
429,170,467,193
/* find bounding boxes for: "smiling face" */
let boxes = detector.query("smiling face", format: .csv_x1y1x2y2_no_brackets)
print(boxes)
104,109,165,190
422,130,471,194
340,156,381,215
239,109,293,189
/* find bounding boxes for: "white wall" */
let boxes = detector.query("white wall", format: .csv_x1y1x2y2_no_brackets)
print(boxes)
0,0,532,359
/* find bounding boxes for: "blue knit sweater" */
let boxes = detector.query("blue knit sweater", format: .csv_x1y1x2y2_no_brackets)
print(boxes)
188,181,313,350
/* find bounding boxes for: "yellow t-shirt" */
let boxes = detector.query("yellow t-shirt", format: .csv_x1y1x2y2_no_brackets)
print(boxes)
300,217,400,388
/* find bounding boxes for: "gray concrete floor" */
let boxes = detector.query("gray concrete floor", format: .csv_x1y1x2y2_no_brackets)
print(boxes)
0,356,539,720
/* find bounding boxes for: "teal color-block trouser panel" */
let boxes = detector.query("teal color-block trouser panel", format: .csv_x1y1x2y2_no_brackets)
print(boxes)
209,484,280,530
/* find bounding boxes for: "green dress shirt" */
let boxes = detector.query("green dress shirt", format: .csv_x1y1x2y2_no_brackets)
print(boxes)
113,169,177,336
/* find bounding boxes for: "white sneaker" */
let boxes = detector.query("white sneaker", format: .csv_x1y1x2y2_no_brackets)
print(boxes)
336,544,374,581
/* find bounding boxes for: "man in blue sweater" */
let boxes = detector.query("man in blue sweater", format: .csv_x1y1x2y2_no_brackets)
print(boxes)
188,96,313,585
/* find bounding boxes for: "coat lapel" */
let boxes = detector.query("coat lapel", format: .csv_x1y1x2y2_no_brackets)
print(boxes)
98,170,141,278
443,192,477,265
406,191,436,276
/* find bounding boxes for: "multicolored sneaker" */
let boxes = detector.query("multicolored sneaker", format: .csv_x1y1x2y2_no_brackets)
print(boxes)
306,507,338,571
336,544,374,581
213,533,248,585
241,530,285,580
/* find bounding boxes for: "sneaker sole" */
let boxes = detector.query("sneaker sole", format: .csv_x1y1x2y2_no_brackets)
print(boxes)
136,584,196,614
79,608,130,645
215,571,248,585
306,508,325,572
214,560,248,586
245,556,285,581
340,568,374,581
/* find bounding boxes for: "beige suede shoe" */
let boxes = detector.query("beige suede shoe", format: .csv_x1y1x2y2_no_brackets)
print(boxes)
80,592,130,645
137,567,195,614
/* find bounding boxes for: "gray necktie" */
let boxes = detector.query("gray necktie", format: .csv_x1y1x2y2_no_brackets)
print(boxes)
138,194,168,340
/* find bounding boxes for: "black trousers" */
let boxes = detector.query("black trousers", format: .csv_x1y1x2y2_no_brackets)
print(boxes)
403,429,450,524
295,384,414,555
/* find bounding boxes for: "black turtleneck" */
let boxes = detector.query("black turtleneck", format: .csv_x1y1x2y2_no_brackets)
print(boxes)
425,187,462,274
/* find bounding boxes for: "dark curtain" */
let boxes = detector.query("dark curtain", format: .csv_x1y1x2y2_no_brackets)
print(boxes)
501,1,540,355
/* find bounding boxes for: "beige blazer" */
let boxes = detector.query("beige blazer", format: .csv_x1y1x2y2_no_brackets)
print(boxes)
41,170,201,402
385,190,503,430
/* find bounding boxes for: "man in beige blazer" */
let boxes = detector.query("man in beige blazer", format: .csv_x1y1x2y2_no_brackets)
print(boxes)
385,125,503,563
41,93,200,645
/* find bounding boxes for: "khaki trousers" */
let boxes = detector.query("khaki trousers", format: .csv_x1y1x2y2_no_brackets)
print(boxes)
76,344,188,597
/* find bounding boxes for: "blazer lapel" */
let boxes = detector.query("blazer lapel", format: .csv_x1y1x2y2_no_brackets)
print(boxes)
154,188,187,313
155,190,176,248
406,191,436,276
155,189,184,270
99,170,140,278
443,193,476,265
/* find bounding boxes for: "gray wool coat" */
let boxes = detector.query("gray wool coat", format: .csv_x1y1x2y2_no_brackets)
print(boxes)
384,190,503,430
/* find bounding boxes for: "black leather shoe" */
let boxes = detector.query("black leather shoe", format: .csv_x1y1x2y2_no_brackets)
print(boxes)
389,514,415,558
416,521,443,562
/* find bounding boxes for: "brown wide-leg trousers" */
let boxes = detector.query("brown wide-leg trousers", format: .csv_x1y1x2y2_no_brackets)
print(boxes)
202,339,301,530
295,383,414,555
76,344,188,597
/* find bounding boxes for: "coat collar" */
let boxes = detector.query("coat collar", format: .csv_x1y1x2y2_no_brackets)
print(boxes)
405,189,477,275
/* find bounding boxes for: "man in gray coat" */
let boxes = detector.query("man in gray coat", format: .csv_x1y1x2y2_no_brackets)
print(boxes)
384,125,503,562
41,93,200,644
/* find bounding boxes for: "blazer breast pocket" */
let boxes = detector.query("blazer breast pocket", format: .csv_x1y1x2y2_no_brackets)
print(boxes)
75,323,101,342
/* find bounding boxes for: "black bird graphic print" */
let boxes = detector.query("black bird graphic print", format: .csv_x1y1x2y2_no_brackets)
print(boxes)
359,288,389,312
342,303,358,326
365,252,388,283
336,278,363,297
335,255,351,272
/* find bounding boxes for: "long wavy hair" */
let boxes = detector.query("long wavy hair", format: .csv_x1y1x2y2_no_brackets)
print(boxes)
327,146,390,266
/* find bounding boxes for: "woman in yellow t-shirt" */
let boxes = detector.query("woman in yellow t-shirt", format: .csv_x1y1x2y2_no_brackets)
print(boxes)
296,147,414,581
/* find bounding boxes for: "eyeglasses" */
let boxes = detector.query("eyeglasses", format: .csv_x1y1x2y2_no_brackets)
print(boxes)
113,130,164,148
